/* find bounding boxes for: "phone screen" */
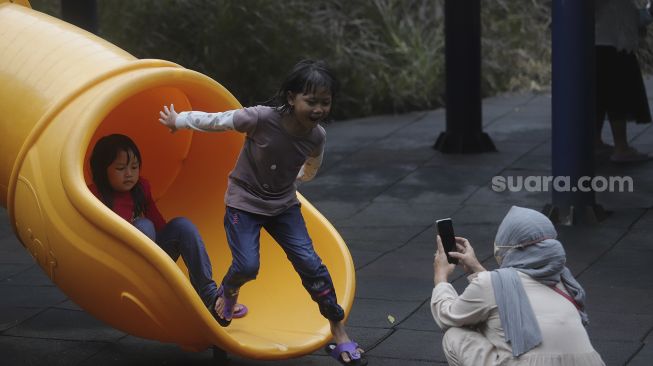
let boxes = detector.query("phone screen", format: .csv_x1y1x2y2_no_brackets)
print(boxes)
436,218,458,264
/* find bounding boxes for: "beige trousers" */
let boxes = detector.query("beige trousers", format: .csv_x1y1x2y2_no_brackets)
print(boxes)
442,327,499,366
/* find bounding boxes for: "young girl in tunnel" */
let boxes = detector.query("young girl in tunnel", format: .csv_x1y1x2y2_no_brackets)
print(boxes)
159,59,366,365
88,134,247,325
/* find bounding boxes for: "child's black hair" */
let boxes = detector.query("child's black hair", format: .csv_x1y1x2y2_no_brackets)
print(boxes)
90,134,146,218
267,59,339,116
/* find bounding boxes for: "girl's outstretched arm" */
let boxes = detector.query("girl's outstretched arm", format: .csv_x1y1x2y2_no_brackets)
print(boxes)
159,104,237,133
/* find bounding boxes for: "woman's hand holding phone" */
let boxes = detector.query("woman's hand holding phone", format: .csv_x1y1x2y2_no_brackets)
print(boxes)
448,237,486,274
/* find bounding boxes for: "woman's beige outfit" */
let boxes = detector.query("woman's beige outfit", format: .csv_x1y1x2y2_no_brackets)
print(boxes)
431,271,605,366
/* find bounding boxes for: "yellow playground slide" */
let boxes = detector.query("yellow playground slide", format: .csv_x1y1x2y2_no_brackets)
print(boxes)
0,1,355,359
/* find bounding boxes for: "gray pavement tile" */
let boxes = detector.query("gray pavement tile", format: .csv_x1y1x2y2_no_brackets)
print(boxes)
336,225,428,252
529,141,552,156
368,328,446,363
631,207,653,230
300,200,368,222
628,343,653,366
0,336,108,366
591,339,641,366
629,123,653,139
361,357,445,366
425,141,535,169
228,354,333,366
0,263,33,281
383,112,444,146
576,243,653,290
497,108,552,127
595,161,653,199
352,234,474,302
0,208,14,238
484,119,551,143
483,92,538,108
463,171,554,208
590,208,647,230
586,311,653,342
333,202,460,228
596,153,653,176
53,299,84,312
0,263,57,286
556,225,624,275
298,162,420,203
346,297,424,329
348,145,437,165
556,225,624,250
522,93,552,107
4,308,126,342
596,184,653,210
356,240,441,283
0,231,33,257
609,229,653,252
397,302,442,333
355,272,432,302
0,307,43,332
0,244,34,265
449,204,516,225
343,326,392,353
509,150,552,171
372,165,499,205
582,286,653,315
483,104,520,125
324,112,425,152
420,108,446,122
78,335,216,366
632,131,653,147
0,284,67,308
318,113,427,174
349,248,385,269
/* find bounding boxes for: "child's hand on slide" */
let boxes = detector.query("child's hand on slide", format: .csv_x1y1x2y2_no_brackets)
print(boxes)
159,104,178,132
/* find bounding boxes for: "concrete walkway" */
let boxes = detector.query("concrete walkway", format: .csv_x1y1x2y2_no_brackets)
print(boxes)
2,82,653,365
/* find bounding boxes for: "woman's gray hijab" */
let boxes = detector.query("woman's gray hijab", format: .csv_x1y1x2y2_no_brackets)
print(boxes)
491,206,588,357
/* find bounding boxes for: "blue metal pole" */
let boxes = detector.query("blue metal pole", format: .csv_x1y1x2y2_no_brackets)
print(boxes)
549,0,604,224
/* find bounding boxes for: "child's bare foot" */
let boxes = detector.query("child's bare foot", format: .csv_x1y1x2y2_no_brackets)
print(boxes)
214,295,226,319
327,320,366,365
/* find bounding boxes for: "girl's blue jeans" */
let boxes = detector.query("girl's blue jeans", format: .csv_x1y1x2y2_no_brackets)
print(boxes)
221,205,344,321
133,217,218,308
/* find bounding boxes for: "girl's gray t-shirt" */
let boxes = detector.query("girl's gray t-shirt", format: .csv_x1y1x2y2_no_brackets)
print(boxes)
226,105,326,216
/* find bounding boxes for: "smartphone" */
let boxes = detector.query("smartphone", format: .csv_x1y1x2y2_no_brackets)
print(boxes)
436,218,458,264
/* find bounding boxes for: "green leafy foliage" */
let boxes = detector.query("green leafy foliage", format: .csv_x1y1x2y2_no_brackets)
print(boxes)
26,0,566,119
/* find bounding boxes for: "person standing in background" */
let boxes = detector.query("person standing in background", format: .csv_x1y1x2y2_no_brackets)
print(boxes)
595,0,653,162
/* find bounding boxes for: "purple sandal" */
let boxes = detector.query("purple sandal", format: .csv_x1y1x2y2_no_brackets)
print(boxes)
232,303,248,319
210,285,246,327
325,341,367,365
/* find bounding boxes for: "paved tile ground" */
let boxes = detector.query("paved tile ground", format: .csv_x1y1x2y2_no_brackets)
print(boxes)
2,80,653,365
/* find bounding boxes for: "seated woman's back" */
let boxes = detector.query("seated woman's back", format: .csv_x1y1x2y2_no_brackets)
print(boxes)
521,272,598,357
